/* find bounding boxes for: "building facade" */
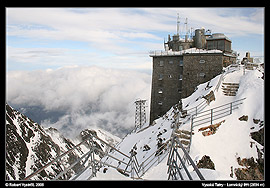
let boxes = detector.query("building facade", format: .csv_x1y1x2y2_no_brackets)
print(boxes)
150,55,183,122
149,28,237,124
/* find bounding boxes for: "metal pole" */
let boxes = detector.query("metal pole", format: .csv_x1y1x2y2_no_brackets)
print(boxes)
211,109,213,124
191,115,194,128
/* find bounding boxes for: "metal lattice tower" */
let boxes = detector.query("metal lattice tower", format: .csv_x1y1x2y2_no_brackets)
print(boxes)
134,99,147,130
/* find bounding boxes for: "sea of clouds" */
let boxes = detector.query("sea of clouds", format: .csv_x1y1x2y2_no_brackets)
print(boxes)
7,66,151,138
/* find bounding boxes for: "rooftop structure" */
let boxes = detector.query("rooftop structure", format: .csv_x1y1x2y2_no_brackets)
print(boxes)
149,16,237,124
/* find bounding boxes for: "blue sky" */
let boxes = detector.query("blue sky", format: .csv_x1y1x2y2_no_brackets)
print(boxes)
6,8,264,72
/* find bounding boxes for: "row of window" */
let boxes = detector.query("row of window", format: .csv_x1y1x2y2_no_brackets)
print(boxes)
158,73,206,82
159,59,205,66
157,88,182,95
158,74,183,80
159,60,183,66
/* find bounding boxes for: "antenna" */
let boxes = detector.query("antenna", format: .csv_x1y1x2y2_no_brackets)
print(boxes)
177,13,180,36
185,17,188,41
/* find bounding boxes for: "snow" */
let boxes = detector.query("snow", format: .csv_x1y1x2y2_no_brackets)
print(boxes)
188,66,264,180
150,48,223,57
74,65,264,180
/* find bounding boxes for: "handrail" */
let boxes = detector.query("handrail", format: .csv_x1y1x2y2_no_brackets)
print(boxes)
24,135,93,180
24,133,133,180
185,63,240,117
191,98,246,128
167,136,205,180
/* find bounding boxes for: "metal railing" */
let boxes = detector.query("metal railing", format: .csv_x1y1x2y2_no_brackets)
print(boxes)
24,134,133,180
184,63,241,117
24,130,172,180
167,135,205,180
24,136,93,180
191,98,246,128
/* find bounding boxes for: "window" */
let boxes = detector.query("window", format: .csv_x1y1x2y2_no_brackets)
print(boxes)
199,60,205,64
179,74,183,80
158,88,163,94
160,61,164,66
179,60,183,66
199,73,206,77
169,60,173,64
158,74,163,80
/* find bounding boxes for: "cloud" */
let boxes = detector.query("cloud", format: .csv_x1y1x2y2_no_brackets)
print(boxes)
7,8,264,72
7,66,151,138
7,45,153,72
7,8,264,49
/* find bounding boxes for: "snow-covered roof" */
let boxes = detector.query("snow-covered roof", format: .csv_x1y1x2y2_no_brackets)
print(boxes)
149,48,223,57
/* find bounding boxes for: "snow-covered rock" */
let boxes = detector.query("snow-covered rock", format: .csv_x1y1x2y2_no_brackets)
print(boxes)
5,104,120,180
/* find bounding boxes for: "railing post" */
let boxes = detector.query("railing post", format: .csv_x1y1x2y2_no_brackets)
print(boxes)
211,109,213,125
191,115,194,128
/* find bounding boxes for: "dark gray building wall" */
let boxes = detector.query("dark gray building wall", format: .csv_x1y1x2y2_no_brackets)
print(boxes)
207,39,232,53
182,53,223,98
150,56,183,124
150,53,224,124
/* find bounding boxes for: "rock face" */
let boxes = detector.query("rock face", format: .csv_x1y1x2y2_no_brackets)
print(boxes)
203,90,215,104
196,155,215,170
234,122,264,180
250,127,264,146
5,103,86,180
234,156,264,180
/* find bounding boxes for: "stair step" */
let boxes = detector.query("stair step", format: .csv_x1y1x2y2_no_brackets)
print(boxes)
221,82,239,97
222,90,238,94
175,129,191,135
177,134,190,140
224,93,237,96
222,85,239,89
223,90,237,93
222,82,239,86
180,140,190,146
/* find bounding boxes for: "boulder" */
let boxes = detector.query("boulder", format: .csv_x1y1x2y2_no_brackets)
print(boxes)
239,115,248,121
203,91,215,105
196,155,215,170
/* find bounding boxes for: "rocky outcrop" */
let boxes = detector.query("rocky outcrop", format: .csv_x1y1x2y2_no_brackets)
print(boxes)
250,127,264,146
197,155,215,170
239,115,248,121
5,103,85,180
234,156,264,180
234,119,264,180
203,91,215,105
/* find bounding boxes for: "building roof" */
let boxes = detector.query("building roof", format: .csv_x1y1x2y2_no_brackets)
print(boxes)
149,48,223,57
206,33,232,42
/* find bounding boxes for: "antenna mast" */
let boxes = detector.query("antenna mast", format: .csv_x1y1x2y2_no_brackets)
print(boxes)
185,17,188,41
177,13,180,36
